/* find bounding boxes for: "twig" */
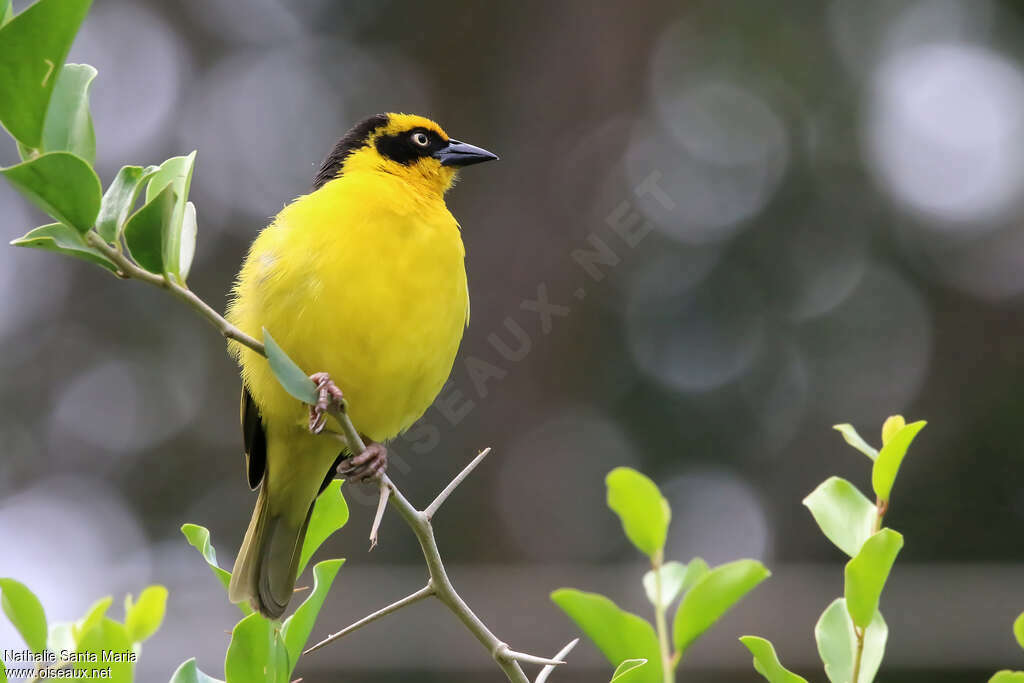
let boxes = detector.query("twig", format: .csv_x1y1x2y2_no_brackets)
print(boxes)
851,625,865,683
495,644,566,667
854,495,890,681
85,233,264,353
321,403,389,550
534,639,579,683
367,472,532,682
368,483,390,550
873,497,888,534
84,231,558,683
304,584,434,654
425,447,492,520
651,549,673,683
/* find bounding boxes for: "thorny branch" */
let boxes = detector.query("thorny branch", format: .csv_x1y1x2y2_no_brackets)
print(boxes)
85,233,573,683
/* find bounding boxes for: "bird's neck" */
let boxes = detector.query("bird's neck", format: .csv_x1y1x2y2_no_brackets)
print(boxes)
318,169,451,217
339,154,455,203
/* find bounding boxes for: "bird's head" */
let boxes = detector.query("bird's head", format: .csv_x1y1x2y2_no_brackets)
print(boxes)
313,113,498,196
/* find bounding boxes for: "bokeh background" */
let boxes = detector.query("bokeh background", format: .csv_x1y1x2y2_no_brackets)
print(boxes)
2,0,1024,680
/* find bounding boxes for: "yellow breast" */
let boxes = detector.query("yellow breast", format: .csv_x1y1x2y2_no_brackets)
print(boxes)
227,172,469,442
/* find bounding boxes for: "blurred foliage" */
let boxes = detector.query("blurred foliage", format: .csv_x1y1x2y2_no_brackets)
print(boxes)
0,576,165,682
0,5,351,676
0,479,347,682
553,467,768,682
179,481,349,682
2,0,1024,681
989,611,1024,681
742,415,924,683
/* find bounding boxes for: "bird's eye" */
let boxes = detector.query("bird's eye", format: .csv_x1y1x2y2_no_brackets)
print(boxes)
411,132,430,147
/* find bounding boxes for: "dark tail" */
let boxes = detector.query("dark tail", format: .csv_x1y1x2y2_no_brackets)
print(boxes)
228,483,313,619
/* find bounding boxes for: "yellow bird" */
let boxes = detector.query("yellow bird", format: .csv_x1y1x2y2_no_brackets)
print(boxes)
225,113,497,618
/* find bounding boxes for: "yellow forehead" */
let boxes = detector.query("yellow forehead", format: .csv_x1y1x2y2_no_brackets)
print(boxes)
379,113,448,140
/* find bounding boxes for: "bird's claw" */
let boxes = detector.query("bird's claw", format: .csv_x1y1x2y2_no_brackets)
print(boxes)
338,442,388,483
308,372,344,434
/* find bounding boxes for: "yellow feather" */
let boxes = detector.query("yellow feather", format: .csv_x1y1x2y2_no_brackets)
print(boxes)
225,114,475,617
227,132,469,440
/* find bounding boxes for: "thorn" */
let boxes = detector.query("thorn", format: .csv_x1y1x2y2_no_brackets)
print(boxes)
424,447,492,520
535,639,580,683
368,480,390,551
494,643,567,667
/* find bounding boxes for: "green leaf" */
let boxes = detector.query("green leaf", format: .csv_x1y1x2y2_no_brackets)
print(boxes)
991,673,1024,682
263,328,319,404
39,63,96,163
146,153,194,202
181,524,253,617
182,523,226,575
833,424,878,460
0,0,12,26
124,182,175,273
75,617,133,683
872,420,926,501
680,557,709,593
72,595,112,642
880,415,904,445
225,613,289,683
815,599,887,683
803,476,876,557
297,480,349,576
1014,611,1024,650
605,467,670,559
844,529,903,628
48,621,75,655
0,0,92,148
1,152,101,232
124,585,168,643
672,559,770,655
145,152,196,281
551,589,662,683
16,139,32,160
178,200,197,280
169,658,225,683
642,561,688,607
96,164,158,242
0,578,47,653
610,659,648,682
11,222,117,272
739,636,808,683
0,659,6,683
282,559,344,672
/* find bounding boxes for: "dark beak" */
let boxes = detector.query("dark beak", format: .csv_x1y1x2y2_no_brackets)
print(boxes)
433,139,499,167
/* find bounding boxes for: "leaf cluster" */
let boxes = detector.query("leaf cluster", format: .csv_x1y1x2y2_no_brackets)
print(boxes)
742,415,926,683
552,467,769,682
0,481,350,683
174,480,350,682
1,0,198,283
0,578,166,683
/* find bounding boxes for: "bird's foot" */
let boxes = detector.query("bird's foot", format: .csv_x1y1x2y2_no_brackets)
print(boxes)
308,372,344,434
338,442,388,482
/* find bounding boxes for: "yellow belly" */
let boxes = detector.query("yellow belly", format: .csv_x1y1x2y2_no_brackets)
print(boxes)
227,172,469,442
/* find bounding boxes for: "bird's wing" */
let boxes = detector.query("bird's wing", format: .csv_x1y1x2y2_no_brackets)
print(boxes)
240,387,267,490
